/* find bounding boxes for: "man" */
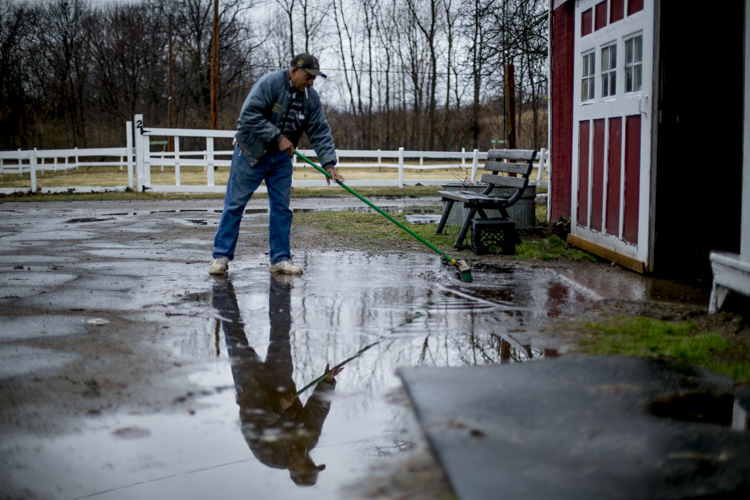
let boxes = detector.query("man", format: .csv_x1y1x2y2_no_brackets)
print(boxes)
209,54,344,276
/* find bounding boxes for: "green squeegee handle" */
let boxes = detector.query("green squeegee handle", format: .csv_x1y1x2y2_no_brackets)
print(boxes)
294,151,458,263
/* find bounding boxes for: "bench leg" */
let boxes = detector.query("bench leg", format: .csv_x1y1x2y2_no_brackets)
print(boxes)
435,200,454,235
454,207,477,248
477,208,488,219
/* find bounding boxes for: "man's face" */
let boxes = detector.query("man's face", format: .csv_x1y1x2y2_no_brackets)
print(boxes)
290,67,315,92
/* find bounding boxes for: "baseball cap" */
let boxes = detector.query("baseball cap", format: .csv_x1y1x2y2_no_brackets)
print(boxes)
291,54,327,78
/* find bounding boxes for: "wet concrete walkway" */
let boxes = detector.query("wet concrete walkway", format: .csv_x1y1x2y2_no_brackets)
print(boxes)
400,357,750,500
0,198,720,499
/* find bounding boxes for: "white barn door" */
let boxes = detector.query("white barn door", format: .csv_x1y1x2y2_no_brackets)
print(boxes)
571,0,655,271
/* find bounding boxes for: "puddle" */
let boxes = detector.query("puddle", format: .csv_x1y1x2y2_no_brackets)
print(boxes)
65,217,116,224
649,393,750,430
0,315,88,340
405,214,442,224
166,253,591,496
1,252,596,499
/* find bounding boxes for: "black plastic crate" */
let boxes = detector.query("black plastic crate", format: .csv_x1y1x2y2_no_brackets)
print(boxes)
470,218,517,255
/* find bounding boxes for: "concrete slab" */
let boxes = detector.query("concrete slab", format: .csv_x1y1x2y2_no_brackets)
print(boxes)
399,356,750,500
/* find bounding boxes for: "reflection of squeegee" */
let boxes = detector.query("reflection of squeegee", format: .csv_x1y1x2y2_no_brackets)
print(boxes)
295,312,425,398
294,151,472,282
295,340,380,398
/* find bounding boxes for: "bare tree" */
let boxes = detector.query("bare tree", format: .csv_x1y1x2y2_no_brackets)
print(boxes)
405,0,440,149
0,0,33,148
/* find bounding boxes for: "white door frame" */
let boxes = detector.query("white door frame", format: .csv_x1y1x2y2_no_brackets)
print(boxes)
570,0,657,269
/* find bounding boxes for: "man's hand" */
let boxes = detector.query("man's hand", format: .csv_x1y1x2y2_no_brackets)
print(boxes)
324,166,345,185
324,363,343,382
278,136,295,156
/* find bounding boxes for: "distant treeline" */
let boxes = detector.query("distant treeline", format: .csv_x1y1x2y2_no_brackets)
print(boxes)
0,0,548,151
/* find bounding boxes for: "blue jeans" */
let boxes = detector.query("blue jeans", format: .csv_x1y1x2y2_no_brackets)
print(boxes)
213,148,293,264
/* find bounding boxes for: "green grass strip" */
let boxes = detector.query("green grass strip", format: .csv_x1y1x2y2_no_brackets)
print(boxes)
580,317,750,384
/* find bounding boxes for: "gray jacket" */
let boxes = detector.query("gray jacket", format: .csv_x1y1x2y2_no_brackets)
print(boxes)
235,70,337,169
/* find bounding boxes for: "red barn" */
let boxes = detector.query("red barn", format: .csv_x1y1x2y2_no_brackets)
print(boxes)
549,0,747,290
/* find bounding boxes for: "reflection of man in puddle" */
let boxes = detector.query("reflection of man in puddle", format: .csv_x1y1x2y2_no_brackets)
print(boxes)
212,276,342,486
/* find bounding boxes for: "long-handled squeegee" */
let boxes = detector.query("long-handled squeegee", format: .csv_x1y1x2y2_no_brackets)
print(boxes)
294,151,472,283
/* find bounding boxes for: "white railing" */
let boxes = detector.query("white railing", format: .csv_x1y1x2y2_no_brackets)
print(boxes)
0,122,135,192
133,114,550,193
0,115,549,195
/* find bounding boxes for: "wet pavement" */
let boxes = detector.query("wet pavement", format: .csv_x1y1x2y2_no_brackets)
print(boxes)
400,357,750,500
0,198,722,499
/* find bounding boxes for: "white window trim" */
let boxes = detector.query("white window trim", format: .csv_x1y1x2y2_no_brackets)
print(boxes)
581,50,597,104
624,33,644,95
600,43,618,99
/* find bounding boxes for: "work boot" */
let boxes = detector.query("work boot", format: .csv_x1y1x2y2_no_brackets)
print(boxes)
269,260,303,275
209,257,229,275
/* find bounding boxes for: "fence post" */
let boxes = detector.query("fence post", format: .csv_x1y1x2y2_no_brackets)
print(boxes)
126,121,134,189
174,136,181,186
398,147,404,189
546,149,552,221
30,148,37,192
377,149,381,172
462,147,466,168
471,149,479,181
134,114,145,191
143,128,151,186
75,147,79,171
536,148,546,183
207,137,215,186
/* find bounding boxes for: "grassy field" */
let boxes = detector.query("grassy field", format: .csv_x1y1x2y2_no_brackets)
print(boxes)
0,184,449,202
0,163,548,189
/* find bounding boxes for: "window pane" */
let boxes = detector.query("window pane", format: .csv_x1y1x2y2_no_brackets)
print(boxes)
626,67,633,92
602,74,609,96
591,53,595,73
626,39,633,64
610,72,616,95
635,65,642,91
590,78,595,99
610,46,616,68
602,48,609,70
582,81,588,101
635,36,642,63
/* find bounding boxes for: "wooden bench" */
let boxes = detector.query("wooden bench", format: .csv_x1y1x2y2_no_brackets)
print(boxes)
435,149,537,249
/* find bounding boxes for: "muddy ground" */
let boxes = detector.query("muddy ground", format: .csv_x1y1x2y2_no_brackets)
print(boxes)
0,196,747,500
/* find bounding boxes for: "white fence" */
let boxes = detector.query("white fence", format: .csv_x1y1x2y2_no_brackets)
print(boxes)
0,115,550,194
0,122,135,192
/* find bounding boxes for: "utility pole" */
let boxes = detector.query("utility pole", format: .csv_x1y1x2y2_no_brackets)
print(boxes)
504,64,517,150
211,0,219,130
168,14,174,150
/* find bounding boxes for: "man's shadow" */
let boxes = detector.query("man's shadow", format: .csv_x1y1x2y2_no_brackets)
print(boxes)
212,276,337,486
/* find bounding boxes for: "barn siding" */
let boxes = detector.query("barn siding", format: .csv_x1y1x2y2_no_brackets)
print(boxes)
591,119,606,232
578,120,591,226
606,117,622,235
623,115,641,244
550,1,576,220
